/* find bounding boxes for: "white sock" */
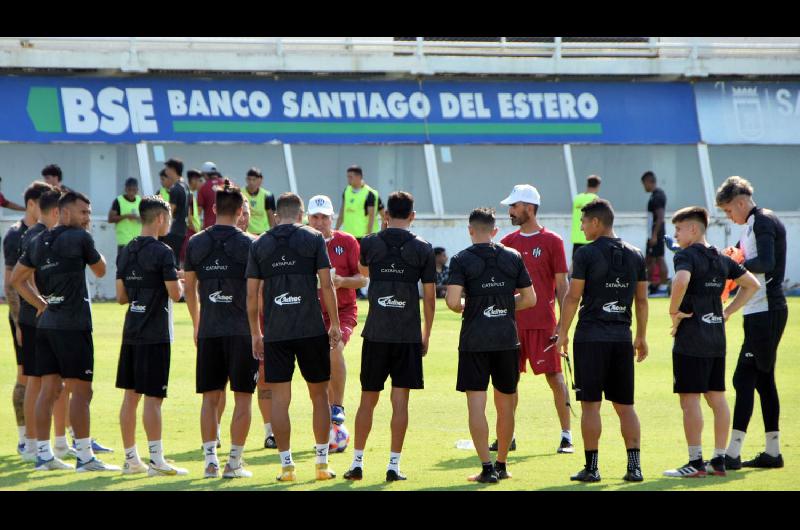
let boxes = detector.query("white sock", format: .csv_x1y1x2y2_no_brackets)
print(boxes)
714,447,726,458
54,435,68,449
315,444,329,465
279,449,294,468
351,449,364,470
388,451,401,472
75,437,94,463
17,426,26,444
148,440,166,466
727,429,746,458
216,423,221,441
203,441,218,466
264,423,273,437
25,437,37,454
229,444,244,468
37,440,54,461
562,430,572,444
688,445,703,462
765,431,780,457
124,445,142,464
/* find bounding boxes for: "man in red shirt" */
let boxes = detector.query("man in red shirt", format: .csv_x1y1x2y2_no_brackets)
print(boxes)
197,162,225,229
498,184,573,454
307,194,366,428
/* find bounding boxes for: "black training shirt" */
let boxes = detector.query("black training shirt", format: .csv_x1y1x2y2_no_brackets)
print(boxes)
572,237,646,343
185,225,253,338
3,220,28,269
672,243,746,358
448,242,531,352
168,180,189,237
117,236,178,344
360,228,436,344
647,187,667,239
16,222,48,327
246,223,330,342
20,226,101,331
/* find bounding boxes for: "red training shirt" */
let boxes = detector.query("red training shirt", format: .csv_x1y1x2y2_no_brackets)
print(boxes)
197,177,225,229
319,230,360,317
501,227,568,331
0,192,9,208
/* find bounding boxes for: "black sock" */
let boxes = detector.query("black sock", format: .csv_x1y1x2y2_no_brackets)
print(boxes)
627,448,640,470
482,462,494,473
494,461,506,471
585,450,598,471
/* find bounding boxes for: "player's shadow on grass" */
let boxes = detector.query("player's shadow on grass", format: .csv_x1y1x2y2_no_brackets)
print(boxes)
433,452,546,471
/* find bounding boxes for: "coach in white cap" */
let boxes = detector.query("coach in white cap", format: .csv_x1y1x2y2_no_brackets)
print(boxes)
491,184,573,455
307,194,367,428
197,162,225,229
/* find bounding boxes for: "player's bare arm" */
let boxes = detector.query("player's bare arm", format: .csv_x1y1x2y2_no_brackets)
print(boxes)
722,271,760,321
633,281,649,362
247,277,264,360
515,284,536,311
318,267,342,347
668,270,692,336
556,278,585,356
183,271,200,345
10,263,46,316
445,284,464,313
115,278,129,305
421,282,436,356
88,254,106,279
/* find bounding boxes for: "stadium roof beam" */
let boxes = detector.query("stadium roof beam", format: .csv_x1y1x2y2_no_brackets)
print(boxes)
1,37,800,78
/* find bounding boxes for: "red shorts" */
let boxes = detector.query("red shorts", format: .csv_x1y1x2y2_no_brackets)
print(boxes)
323,306,358,347
518,328,561,375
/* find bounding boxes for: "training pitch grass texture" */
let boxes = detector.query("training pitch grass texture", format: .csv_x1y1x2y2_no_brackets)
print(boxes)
0,299,797,491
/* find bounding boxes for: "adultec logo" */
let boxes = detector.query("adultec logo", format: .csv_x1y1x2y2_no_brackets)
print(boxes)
274,292,302,306
483,305,508,318
602,301,627,313
701,313,723,324
377,295,406,309
209,290,233,304
129,301,146,313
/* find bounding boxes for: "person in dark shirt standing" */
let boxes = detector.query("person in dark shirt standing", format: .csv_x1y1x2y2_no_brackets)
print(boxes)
641,171,669,295
40,164,73,194
556,199,649,483
115,195,185,477
162,158,189,267
4,181,53,456
663,206,759,478
446,208,535,484
434,247,450,298
13,191,119,472
246,192,341,482
185,181,259,479
715,176,789,470
343,191,436,482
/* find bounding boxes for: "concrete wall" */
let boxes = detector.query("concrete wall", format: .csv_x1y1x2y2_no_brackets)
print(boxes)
3,212,798,300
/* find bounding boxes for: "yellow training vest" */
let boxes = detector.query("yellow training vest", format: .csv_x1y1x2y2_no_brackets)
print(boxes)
571,192,598,245
243,187,272,235
159,186,170,203
341,184,378,238
115,194,142,246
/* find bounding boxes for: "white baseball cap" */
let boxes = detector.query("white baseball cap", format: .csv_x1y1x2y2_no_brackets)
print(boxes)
201,161,218,174
500,184,541,206
308,194,335,216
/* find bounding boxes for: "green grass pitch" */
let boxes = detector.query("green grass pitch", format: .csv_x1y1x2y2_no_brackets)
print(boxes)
0,298,797,491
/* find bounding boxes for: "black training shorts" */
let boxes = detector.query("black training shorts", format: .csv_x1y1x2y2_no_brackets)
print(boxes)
645,237,665,258
196,335,259,394
672,352,725,394
263,334,330,384
360,339,424,392
9,316,22,366
457,348,519,395
36,328,94,381
20,323,39,376
738,308,788,374
116,343,171,398
574,341,635,404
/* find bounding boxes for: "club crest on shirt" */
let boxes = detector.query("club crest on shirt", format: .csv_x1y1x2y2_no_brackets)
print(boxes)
335,245,345,256
530,247,542,258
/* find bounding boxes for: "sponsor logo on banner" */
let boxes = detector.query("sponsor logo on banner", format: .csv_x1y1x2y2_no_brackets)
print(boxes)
483,305,508,318
209,290,233,303
274,292,301,306
378,295,406,309
602,300,626,313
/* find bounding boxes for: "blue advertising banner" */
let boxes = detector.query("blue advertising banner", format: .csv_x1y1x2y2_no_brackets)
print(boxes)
0,77,700,144
695,82,800,144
